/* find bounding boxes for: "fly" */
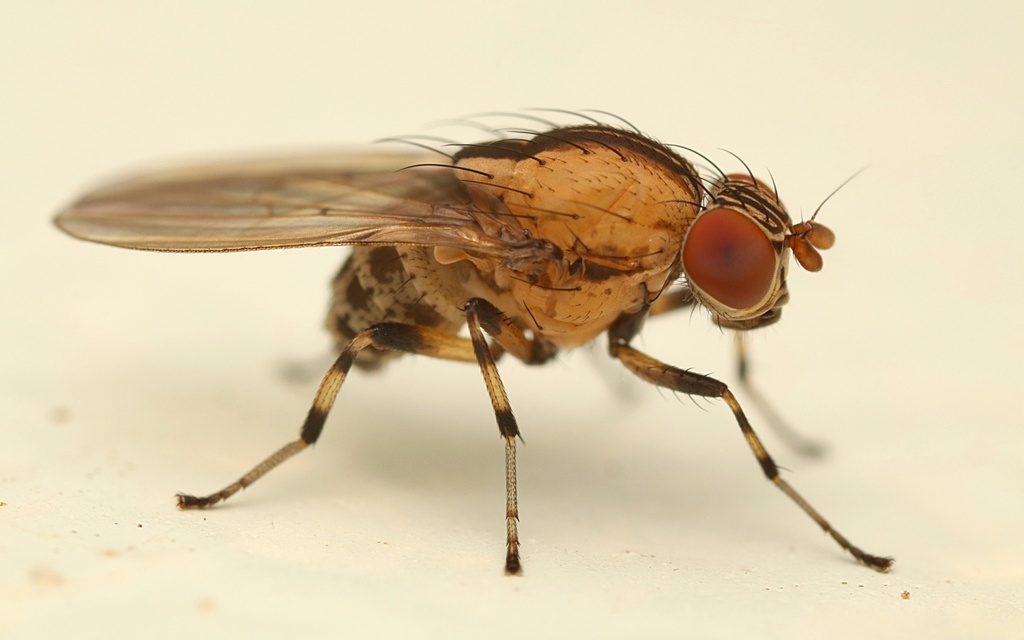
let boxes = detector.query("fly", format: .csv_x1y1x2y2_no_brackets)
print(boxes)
54,115,893,575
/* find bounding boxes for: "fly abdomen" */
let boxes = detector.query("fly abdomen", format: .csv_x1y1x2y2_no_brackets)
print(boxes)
327,245,469,368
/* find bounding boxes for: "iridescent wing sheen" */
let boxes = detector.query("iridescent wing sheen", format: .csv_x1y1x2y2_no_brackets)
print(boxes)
55,151,510,254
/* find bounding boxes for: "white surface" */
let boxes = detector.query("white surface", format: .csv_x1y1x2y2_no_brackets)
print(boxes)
2,2,1022,638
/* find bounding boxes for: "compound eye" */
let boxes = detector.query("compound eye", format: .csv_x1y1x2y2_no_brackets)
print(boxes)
683,207,777,310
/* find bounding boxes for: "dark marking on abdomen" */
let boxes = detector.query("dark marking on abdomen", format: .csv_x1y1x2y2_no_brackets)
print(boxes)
326,246,468,369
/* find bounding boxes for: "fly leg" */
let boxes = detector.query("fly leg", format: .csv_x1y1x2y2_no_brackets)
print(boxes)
650,286,826,458
177,299,553,575
607,310,893,572
175,322,479,510
648,286,697,316
734,333,826,457
463,298,557,574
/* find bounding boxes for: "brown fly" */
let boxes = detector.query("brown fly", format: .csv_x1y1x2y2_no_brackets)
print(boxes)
55,115,892,575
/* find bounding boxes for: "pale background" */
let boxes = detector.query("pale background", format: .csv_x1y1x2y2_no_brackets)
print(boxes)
2,2,1022,638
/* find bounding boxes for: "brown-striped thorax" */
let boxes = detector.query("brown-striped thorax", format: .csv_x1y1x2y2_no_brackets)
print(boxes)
55,117,891,575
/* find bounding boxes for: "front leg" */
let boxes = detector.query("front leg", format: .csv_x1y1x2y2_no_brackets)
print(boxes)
607,311,893,572
651,286,825,457
733,333,826,457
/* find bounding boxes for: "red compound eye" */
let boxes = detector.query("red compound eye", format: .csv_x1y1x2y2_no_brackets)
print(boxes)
683,207,776,310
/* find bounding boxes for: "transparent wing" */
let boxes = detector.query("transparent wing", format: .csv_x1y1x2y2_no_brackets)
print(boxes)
54,150,509,254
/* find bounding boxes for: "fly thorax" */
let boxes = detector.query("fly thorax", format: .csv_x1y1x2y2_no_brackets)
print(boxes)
451,126,703,346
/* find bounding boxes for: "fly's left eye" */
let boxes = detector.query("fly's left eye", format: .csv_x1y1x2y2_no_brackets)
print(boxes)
682,207,776,310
